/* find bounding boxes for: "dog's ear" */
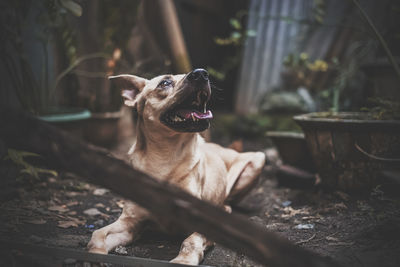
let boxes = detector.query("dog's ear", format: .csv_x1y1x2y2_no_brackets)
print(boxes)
109,74,148,107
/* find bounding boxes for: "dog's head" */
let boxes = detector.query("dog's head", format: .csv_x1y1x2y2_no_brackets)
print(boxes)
110,69,213,133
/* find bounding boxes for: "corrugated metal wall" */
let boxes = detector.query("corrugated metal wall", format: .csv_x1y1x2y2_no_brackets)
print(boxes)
235,0,352,114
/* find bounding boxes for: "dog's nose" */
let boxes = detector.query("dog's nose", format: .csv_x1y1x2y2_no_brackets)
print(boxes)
187,68,209,82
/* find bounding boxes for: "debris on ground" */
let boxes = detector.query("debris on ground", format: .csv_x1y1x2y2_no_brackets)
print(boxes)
0,143,399,267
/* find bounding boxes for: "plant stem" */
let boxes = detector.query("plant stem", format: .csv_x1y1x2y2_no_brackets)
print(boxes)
51,52,108,99
350,0,400,83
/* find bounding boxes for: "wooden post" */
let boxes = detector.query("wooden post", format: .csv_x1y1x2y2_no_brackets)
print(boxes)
157,0,192,73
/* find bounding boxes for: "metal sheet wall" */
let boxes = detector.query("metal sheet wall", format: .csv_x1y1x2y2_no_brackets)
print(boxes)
235,0,351,114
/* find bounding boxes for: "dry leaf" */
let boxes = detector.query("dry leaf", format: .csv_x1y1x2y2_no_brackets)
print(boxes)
48,205,69,213
58,221,78,228
281,207,310,219
57,218,85,228
65,191,80,198
66,201,79,207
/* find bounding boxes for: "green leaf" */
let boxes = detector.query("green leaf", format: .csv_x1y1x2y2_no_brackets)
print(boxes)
246,29,257,37
207,67,226,81
231,32,242,40
60,0,82,17
5,149,58,180
229,18,242,30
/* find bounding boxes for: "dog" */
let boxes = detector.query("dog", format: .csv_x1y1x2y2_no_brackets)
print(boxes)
87,69,266,265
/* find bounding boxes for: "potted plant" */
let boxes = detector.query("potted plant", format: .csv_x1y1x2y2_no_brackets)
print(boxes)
293,0,400,193
2,1,143,147
69,1,141,147
1,0,93,138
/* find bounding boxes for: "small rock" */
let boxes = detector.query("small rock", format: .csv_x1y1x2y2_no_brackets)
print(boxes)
83,208,102,216
29,235,43,243
294,223,315,230
282,200,292,207
115,245,128,255
93,188,110,196
94,219,104,227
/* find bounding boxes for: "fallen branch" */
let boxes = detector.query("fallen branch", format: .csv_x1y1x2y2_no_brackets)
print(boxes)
0,108,338,267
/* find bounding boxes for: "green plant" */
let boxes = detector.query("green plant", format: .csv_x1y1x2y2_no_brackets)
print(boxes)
4,149,57,181
208,11,256,81
361,98,400,119
1,0,83,114
282,52,334,89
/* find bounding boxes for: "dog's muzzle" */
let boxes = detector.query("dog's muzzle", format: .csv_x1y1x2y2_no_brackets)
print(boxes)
187,68,209,84
160,68,213,132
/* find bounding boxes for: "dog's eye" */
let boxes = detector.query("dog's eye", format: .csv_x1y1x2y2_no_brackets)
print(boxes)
158,79,173,89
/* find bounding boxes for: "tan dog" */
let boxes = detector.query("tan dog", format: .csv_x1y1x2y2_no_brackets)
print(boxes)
87,69,266,265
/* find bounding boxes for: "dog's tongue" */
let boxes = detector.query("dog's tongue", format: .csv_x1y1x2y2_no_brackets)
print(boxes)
177,110,213,120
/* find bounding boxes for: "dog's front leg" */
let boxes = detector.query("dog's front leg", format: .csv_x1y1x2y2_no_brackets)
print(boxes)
170,232,213,265
88,201,148,254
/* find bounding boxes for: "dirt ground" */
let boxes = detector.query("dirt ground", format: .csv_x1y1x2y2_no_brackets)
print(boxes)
1,134,400,267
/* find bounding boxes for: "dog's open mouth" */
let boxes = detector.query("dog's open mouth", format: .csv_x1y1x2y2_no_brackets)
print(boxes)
161,90,213,132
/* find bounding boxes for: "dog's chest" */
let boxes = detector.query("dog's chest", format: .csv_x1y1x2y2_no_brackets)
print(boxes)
129,152,227,203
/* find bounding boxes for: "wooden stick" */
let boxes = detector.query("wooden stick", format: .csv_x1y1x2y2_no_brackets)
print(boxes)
157,0,192,73
0,108,338,267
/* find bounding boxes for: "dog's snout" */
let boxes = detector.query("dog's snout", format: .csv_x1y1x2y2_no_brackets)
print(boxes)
188,68,209,82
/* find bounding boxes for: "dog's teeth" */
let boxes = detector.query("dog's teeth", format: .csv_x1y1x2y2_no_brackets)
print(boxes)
173,115,182,122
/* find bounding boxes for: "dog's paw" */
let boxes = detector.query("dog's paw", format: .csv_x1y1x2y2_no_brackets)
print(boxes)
170,256,198,266
88,247,107,254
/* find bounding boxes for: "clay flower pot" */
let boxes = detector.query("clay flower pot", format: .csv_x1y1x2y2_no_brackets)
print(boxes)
294,112,400,192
